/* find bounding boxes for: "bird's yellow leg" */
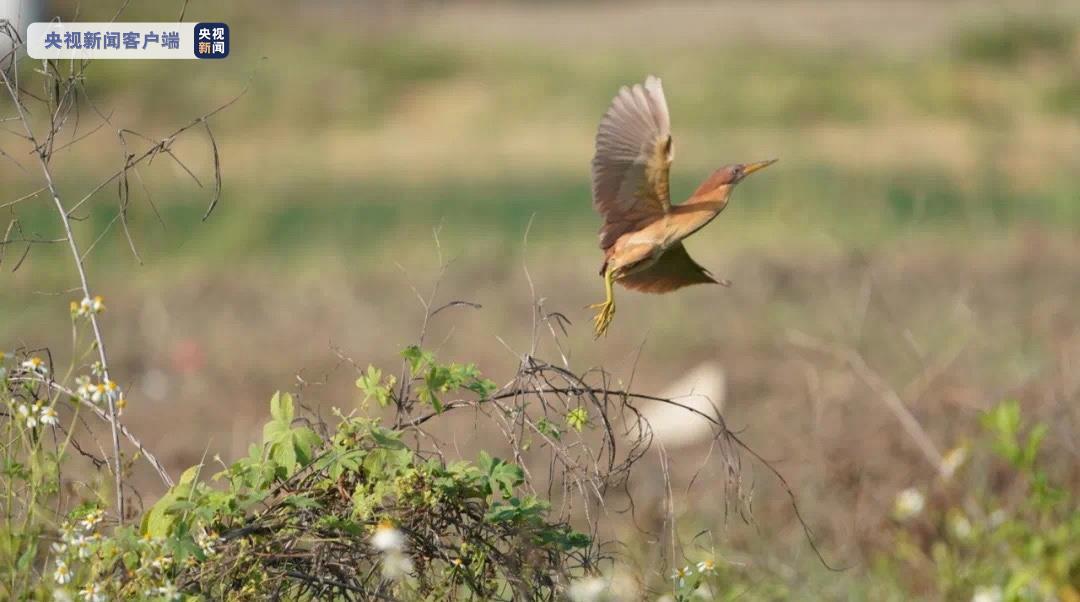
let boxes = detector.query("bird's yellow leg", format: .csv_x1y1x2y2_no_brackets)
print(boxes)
588,269,616,338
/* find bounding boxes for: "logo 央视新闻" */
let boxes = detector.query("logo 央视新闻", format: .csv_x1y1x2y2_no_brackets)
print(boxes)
194,22,229,59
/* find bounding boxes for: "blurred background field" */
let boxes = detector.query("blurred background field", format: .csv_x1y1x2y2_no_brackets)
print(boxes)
3,0,1080,598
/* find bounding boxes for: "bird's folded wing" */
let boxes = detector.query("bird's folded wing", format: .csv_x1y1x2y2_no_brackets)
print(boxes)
619,243,717,293
591,75,673,250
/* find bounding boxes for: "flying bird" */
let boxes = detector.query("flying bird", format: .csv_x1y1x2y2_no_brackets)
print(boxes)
588,75,776,337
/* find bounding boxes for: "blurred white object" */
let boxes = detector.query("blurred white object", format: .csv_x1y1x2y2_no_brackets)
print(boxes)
0,0,44,69
639,362,725,449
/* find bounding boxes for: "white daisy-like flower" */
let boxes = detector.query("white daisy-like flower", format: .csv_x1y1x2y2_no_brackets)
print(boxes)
671,565,693,586
80,509,104,531
21,357,48,376
79,583,105,602
196,530,222,557
70,534,92,559
40,405,60,426
102,380,120,402
567,576,607,602
893,487,925,521
150,554,172,570
75,376,93,399
51,541,67,555
53,559,72,584
74,296,105,318
18,403,39,429
155,582,180,601
972,585,1003,602
696,558,717,575
59,521,76,544
371,522,405,552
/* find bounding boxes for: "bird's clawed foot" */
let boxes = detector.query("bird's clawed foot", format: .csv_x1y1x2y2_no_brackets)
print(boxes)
588,299,616,338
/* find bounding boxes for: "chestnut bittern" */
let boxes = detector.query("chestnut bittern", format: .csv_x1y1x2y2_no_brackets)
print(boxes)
588,75,776,337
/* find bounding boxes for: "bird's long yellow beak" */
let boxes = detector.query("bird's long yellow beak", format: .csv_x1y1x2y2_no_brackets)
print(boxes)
741,158,778,177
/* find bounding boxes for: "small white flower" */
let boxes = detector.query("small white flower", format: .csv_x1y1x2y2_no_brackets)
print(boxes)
696,558,717,575
59,522,76,543
197,530,222,557
80,509,104,531
940,445,968,481
972,585,1003,602
70,534,92,559
21,357,48,376
53,559,72,584
893,487,925,521
18,403,39,429
74,296,105,317
100,380,120,403
567,576,607,602
53,588,74,602
79,583,105,602
51,541,67,554
671,565,693,586
150,554,172,570
371,522,405,552
155,582,180,601
40,405,60,426
90,383,106,404
75,376,93,399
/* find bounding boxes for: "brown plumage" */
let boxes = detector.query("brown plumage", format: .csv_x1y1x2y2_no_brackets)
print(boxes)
588,75,776,337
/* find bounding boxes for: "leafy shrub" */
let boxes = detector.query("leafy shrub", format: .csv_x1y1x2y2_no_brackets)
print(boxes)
1,358,593,600
885,400,1080,602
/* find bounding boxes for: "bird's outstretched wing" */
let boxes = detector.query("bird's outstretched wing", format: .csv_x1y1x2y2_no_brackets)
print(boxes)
591,75,673,250
619,243,717,293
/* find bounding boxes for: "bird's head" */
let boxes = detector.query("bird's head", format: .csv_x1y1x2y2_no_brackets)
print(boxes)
694,159,778,199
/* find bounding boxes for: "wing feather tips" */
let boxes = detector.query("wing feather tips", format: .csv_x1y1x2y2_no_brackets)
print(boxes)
590,75,676,249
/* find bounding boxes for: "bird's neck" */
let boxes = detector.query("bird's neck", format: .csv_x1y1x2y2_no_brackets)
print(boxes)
671,189,732,239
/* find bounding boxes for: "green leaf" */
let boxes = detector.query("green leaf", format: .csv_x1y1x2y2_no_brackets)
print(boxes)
566,407,589,432
401,345,434,373
270,391,295,424
283,494,321,510
293,427,323,466
15,541,36,572
141,465,201,537
357,366,395,407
